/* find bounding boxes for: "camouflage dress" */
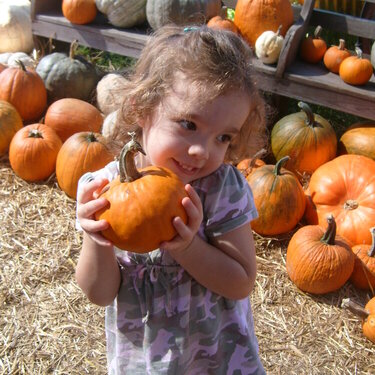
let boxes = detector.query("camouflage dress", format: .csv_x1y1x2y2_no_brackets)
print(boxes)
78,163,265,375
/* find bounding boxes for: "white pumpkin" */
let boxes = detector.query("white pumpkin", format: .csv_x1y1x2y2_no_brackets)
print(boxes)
255,26,284,65
95,0,147,28
96,73,128,115
5,51,35,68
0,0,34,53
101,109,118,138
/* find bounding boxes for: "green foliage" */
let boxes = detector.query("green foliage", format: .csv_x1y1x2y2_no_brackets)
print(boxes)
227,8,235,21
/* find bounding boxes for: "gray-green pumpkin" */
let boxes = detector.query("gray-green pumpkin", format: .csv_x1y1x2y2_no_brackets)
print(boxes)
36,42,102,103
146,0,222,30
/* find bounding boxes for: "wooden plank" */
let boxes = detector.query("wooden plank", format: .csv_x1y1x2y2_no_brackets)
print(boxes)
31,0,60,20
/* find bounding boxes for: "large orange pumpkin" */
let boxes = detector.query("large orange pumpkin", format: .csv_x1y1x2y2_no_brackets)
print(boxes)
246,156,306,236
56,132,115,199
44,98,103,142
306,154,375,245
0,100,23,156
338,122,375,161
286,214,355,294
9,123,62,182
0,61,47,122
95,134,188,252
62,0,97,25
271,101,337,177
234,0,294,47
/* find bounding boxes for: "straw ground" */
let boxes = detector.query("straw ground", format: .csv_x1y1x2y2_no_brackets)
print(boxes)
0,155,374,374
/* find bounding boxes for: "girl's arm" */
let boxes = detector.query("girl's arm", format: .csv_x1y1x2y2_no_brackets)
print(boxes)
162,184,257,300
75,177,121,306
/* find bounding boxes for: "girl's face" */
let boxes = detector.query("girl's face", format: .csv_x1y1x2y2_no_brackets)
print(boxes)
140,76,251,184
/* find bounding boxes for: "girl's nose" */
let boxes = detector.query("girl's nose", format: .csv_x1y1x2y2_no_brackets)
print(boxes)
188,143,209,160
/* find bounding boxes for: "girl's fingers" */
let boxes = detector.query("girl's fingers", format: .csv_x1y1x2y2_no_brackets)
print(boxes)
185,184,202,211
80,218,109,233
88,232,113,247
77,197,109,220
77,178,109,204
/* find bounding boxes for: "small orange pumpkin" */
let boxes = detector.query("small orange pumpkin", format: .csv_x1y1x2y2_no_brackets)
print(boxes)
0,100,23,156
236,148,267,178
339,47,373,85
286,214,355,294
300,25,327,64
246,156,306,236
323,38,351,73
207,15,239,34
95,133,188,253
0,61,47,122
56,131,115,199
342,297,375,344
350,227,375,290
44,98,103,142
9,123,62,182
62,0,97,25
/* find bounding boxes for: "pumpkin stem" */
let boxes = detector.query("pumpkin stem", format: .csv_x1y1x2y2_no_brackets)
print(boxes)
15,59,27,71
276,24,282,36
86,132,98,143
69,40,79,59
341,298,369,319
298,101,315,127
119,132,146,183
368,227,375,257
314,25,323,39
274,156,290,175
355,46,363,59
320,214,336,245
250,148,267,167
338,39,346,50
28,129,43,139
344,199,359,210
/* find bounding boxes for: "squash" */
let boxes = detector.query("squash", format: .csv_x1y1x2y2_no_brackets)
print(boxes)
0,100,23,156
255,25,284,65
0,0,34,53
236,148,267,178
342,297,375,344
350,227,375,290
36,41,102,103
95,133,188,252
286,214,354,294
146,0,222,30
299,25,327,64
95,0,147,28
339,47,373,86
207,8,239,34
0,60,47,122
338,122,375,161
9,123,62,182
306,154,375,246
95,73,128,115
44,98,103,142
56,132,115,199
234,0,294,48
246,156,306,236
62,0,97,25
271,101,337,177
0,51,36,68
323,39,351,73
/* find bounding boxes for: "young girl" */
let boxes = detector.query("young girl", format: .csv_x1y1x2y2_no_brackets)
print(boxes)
76,25,268,374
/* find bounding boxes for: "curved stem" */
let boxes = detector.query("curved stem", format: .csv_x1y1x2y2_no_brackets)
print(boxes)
119,132,146,183
368,227,375,257
342,298,369,319
28,129,43,139
320,214,336,245
298,101,315,127
274,156,290,176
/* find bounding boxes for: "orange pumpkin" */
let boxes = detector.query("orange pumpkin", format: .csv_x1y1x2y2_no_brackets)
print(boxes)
56,132,115,199
342,297,375,344
207,15,239,34
339,47,373,85
271,101,337,177
62,0,97,25
44,98,103,142
236,148,267,178
323,38,351,73
350,227,375,290
0,100,23,156
338,122,375,161
246,156,306,236
9,123,62,182
234,0,294,47
286,214,355,294
0,61,47,122
300,25,327,64
95,133,188,252
306,154,375,246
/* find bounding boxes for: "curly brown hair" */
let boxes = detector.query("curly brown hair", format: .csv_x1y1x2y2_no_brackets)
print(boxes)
109,24,268,164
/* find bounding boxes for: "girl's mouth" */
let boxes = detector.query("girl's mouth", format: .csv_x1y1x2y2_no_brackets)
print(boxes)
174,159,199,175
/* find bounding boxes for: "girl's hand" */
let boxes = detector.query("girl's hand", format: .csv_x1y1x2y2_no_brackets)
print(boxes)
161,184,203,253
76,177,113,247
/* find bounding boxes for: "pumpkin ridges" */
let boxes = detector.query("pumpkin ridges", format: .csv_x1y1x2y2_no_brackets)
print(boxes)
0,100,23,156
62,0,97,25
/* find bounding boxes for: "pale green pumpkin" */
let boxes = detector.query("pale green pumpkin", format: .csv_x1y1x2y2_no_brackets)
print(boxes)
146,0,222,30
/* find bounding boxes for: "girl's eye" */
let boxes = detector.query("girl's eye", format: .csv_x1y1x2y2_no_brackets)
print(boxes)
217,134,232,143
179,120,196,131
